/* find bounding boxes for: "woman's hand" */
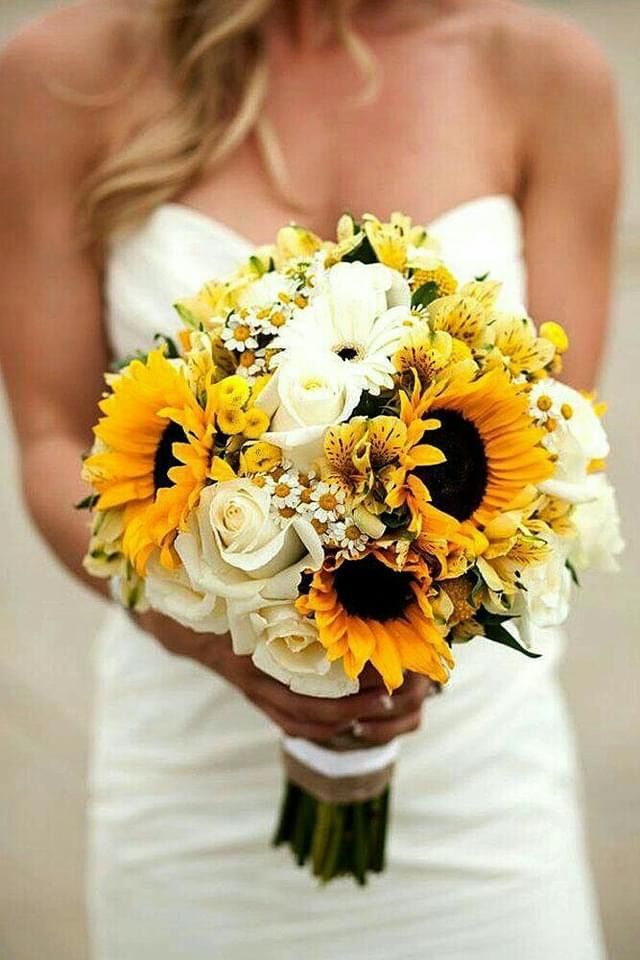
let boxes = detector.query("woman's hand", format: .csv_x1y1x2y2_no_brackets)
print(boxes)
137,610,439,745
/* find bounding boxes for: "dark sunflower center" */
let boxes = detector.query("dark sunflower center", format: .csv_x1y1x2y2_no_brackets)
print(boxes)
416,408,488,521
153,421,186,491
333,555,416,622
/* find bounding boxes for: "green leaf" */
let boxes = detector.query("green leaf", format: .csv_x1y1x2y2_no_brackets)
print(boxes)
483,621,541,659
173,302,196,327
154,334,180,359
566,559,581,587
342,234,379,265
75,493,99,511
379,507,411,530
110,349,147,373
475,271,490,282
351,390,390,419
477,609,516,626
248,255,264,276
411,280,439,309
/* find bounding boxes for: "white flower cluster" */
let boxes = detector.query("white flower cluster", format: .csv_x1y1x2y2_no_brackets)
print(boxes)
255,462,368,558
519,380,623,638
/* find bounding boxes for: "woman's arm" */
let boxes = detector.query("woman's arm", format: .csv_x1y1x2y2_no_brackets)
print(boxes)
515,18,621,388
0,28,110,593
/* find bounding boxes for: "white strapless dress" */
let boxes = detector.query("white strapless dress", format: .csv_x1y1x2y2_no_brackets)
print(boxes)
90,196,606,960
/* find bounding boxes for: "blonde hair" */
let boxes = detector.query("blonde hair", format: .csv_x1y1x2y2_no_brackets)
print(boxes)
82,0,372,245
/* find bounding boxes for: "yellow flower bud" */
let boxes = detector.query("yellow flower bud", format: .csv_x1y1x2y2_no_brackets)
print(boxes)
540,321,569,354
243,407,270,440
217,407,247,435
240,441,282,474
217,375,250,409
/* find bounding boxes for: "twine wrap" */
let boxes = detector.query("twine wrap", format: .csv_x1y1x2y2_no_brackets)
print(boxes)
282,736,399,804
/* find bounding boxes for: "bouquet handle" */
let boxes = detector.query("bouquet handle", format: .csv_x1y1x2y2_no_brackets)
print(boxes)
273,735,399,884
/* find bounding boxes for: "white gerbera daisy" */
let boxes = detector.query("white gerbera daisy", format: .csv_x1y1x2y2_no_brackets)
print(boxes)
272,261,411,395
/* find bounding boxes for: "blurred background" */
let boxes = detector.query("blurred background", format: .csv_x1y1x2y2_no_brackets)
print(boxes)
0,1,638,958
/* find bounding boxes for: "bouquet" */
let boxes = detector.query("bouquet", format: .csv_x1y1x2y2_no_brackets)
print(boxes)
80,211,623,884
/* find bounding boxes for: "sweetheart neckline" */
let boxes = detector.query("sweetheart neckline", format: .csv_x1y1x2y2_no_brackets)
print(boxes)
136,193,521,253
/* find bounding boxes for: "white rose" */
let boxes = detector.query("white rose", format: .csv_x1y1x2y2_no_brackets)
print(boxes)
324,260,411,311
227,600,358,698
258,355,361,471
176,482,325,621
520,531,572,630
570,473,624,573
83,508,125,579
531,380,609,503
145,554,228,634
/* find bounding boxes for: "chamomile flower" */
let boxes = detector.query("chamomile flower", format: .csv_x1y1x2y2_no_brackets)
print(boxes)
236,347,269,382
221,314,260,353
335,521,370,559
308,482,346,524
272,472,303,510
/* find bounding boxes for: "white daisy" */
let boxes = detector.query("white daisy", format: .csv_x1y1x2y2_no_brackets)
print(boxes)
307,482,346,524
335,520,370,559
272,472,303,510
236,347,269,382
221,314,260,353
271,261,411,395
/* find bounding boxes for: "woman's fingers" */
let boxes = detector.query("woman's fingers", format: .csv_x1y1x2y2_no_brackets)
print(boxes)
356,710,424,745
250,673,396,726
252,695,342,743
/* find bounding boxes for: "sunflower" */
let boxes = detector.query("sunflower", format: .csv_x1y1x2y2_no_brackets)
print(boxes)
387,366,553,530
83,349,218,573
296,556,454,693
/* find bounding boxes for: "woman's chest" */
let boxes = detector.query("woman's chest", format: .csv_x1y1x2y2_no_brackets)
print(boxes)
180,32,519,245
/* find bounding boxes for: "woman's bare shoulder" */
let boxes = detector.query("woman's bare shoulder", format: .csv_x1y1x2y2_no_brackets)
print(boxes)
0,1,154,160
471,1,615,103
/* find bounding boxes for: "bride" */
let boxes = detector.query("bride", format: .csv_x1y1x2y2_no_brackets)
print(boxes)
0,1,619,957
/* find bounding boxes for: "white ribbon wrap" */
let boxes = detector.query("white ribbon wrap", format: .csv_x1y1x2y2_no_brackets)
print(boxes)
283,736,400,779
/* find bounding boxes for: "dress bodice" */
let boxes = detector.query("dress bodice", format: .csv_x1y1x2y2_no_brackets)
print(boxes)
104,195,527,358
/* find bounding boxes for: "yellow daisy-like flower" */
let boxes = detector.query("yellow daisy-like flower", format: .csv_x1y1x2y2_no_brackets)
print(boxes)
275,224,322,262
217,374,251,409
394,328,458,385
362,216,408,272
296,558,454,693
322,415,426,514
387,366,553,529
540,321,569,354
322,419,371,500
427,280,501,347
243,407,270,440
217,407,247,435
240,440,282,474
410,264,458,298
477,519,553,597
489,314,556,377
83,349,218,573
